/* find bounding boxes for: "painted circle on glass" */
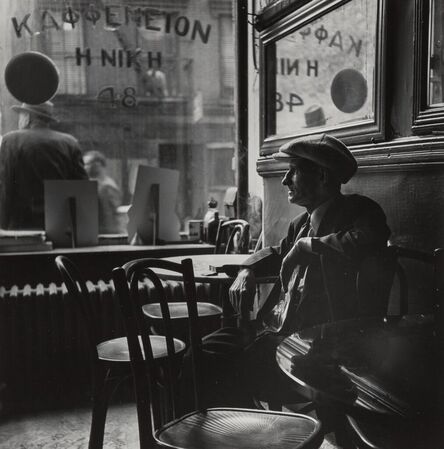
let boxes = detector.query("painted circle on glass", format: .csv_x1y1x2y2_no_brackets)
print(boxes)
5,52,59,105
330,68,368,113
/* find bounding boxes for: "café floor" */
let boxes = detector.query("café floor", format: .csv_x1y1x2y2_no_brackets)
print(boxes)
0,401,338,448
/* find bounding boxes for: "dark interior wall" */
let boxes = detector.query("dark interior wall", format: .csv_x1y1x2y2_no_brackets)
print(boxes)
344,166,444,252
260,164,443,314
261,164,444,253
345,164,444,314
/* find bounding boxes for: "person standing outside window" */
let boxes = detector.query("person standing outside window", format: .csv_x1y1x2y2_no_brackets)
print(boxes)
0,101,87,230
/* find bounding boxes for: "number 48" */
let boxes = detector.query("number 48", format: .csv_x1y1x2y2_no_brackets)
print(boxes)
97,86,137,108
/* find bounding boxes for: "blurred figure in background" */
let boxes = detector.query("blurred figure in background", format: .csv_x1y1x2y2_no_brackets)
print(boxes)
142,68,168,98
247,194,263,249
83,150,123,234
0,101,87,229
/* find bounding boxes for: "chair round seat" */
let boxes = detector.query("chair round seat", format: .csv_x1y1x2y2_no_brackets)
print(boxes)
97,335,186,362
142,301,222,320
157,408,323,449
201,326,251,356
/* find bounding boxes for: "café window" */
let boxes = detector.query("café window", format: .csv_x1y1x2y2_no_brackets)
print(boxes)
258,0,387,154
0,0,236,242
220,14,235,99
413,0,444,133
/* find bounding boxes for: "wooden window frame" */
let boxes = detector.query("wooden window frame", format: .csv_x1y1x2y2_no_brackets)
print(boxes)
412,0,444,134
257,0,388,156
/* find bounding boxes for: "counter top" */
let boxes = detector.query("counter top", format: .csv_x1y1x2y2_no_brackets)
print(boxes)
0,243,215,287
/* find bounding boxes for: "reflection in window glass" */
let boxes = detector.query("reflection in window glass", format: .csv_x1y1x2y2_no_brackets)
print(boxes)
429,0,444,105
266,0,377,137
0,1,235,238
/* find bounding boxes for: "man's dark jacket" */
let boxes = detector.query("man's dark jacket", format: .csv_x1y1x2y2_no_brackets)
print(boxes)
180,194,390,410
0,128,87,229
245,193,391,332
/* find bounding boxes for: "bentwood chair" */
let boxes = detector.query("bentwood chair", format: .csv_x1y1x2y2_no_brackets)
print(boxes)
123,258,223,342
344,246,444,449
214,218,250,254
319,245,399,321
55,255,186,449
127,220,249,342
321,244,442,322
112,258,324,449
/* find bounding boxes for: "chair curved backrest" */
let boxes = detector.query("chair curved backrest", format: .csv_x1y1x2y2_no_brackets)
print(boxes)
320,245,444,321
214,219,250,254
112,258,202,445
387,245,444,317
55,255,100,360
355,246,399,317
319,246,399,321
344,246,444,449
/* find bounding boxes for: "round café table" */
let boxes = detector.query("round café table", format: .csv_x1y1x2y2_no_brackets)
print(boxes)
153,254,277,325
153,253,276,284
276,314,444,447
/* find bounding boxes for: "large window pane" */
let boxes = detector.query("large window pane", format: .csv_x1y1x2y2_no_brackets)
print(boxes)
265,0,378,138
0,1,235,239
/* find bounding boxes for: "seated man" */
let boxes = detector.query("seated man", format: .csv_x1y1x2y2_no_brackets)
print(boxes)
181,133,391,410
226,133,391,404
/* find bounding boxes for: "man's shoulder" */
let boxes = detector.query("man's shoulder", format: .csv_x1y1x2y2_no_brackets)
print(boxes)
2,129,27,141
2,128,78,147
1,130,35,151
45,129,79,146
341,193,384,211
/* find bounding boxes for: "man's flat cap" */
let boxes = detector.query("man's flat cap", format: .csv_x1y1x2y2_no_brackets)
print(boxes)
273,133,357,183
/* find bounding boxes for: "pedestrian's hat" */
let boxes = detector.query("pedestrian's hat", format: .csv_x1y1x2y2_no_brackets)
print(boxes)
303,105,327,128
273,133,357,183
11,101,58,122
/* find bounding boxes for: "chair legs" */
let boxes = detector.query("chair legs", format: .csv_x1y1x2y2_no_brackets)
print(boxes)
88,366,126,449
132,368,155,449
316,405,356,449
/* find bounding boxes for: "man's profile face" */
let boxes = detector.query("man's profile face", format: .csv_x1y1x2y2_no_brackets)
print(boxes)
281,156,322,207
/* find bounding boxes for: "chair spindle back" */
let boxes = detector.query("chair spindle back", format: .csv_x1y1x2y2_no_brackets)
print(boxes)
214,219,250,254
112,258,203,432
55,255,100,360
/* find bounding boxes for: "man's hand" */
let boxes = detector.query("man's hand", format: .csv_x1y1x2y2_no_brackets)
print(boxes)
229,268,256,319
280,238,313,292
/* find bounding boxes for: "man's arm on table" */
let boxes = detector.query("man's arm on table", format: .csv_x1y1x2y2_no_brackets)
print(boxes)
228,228,294,321
229,197,390,321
